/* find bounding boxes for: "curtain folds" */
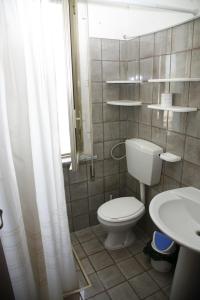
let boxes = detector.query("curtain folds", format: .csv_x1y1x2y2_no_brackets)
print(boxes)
0,1,78,299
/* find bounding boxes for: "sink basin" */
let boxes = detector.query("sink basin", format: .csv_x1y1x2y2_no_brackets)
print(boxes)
149,187,200,300
149,187,200,253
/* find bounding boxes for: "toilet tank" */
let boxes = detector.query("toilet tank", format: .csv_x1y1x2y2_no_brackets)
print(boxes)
125,139,163,186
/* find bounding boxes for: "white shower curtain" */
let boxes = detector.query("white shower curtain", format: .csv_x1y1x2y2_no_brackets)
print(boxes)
0,0,78,299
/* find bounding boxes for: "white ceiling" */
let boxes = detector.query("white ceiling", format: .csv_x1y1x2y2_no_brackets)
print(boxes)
86,0,200,40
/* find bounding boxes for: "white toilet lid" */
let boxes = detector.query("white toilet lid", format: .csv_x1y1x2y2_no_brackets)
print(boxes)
98,197,145,222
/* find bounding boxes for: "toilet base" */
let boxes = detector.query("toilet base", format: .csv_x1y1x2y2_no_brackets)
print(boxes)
104,229,136,250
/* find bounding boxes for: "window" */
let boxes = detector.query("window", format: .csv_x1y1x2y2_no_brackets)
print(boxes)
57,0,93,170
48,1,71,157
57,79,71,157
54,0,81,170
56,33,71,157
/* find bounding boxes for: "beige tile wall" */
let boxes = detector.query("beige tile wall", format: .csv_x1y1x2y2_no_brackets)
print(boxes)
125,18,200,234
64,18,200,233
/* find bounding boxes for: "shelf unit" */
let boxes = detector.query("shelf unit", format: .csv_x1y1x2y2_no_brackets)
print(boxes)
148,104,197,112
106,78,200,84
106,80,142,84
107,100,142,106
105,78,199,111
148,78,200,83
160,152,181,163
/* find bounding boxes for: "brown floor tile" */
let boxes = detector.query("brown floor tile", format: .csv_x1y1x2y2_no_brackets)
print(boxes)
128,239,146,256
92,224,106,236
97,233,107,243
129,272,159,299
89,292,110,300
75,259,80,271
81,258,95,275
65,292,82,300
89,250,114,271
135,252,152,270
77,270,88,288
71,233,79,246
76,228,96,243
97,265,125,289
108,248,131,263
82,239,104,255
81,273,104,299
145,290,168,300
92,225,107,243
148,269,173,288
108,282,139,300
162,284,171,297
73,225,173,300
117,257,144,279
74,244,87,260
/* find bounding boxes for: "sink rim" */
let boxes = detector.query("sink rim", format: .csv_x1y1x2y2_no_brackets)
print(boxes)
149,187,200,253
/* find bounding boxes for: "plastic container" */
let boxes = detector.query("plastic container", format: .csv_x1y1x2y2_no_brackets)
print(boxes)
151,231,176,254
143,231,178,273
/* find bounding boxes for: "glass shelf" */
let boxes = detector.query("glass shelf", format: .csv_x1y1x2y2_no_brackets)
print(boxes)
148,78,200,83
107,100,142,106
106,80,142,84
148,104,197,112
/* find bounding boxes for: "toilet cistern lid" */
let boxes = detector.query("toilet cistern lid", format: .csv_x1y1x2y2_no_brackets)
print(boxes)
98,197,145,221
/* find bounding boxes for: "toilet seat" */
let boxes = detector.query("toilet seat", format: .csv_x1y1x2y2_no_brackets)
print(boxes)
98,197,145,223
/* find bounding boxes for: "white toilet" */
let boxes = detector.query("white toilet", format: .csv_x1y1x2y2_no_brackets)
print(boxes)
97,138,163,250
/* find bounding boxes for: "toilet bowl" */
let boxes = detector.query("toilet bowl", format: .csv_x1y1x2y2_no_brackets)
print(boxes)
97,196,145,250
97,138,163,250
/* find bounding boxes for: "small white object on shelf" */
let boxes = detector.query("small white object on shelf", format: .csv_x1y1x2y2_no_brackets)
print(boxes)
161,93,172,107
148,78,200,83
147,104,197,112
106,80,142,84
160,152,181,162
106,100,142,106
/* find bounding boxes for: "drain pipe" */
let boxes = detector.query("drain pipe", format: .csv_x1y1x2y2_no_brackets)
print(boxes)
140,182,145,205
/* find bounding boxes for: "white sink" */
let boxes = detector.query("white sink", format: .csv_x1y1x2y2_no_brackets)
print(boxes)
149,187,200,253
149,187,200,300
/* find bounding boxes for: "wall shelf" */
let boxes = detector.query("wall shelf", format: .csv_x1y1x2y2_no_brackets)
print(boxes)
107,100,142,106
160,152,181,163
106,80,142,84
148,104,197,112
148,78,200,83
107,78,200,84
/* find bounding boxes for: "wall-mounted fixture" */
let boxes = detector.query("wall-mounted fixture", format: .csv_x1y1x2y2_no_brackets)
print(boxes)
107,100,141,106
147,104,197,112
106,80,142,84
148,77,200,83
160,152,181,163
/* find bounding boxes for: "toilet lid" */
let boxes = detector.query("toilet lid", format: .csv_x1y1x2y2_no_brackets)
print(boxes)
98,197,145,222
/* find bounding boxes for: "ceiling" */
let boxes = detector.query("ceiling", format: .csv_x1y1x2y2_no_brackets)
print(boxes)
85,0,200,39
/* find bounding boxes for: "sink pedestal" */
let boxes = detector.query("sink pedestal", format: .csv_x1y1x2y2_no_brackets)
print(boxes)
170,246,200,300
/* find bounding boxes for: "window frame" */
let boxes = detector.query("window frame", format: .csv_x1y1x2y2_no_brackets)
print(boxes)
62,0,82,170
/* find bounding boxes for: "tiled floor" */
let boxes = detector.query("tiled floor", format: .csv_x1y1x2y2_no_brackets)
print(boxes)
72,248,91,292
68,225,173,300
